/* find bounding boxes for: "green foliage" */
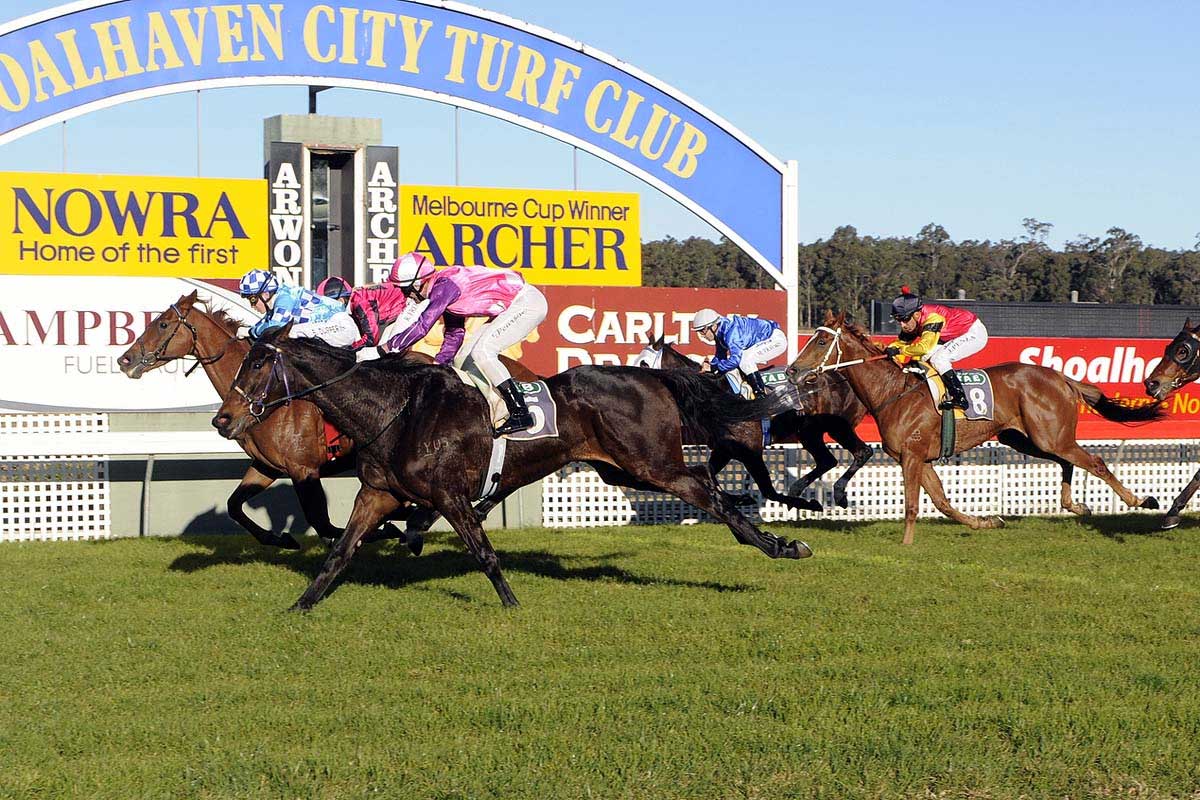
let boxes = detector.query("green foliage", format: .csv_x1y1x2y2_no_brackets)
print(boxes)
2,518,1200,799
643,221,1200,325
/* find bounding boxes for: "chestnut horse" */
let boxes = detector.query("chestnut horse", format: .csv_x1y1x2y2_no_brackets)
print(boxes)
785,312,1163,545
1144,317,1200,529
118,291,534,549
634,336,872,510
212,324,811,610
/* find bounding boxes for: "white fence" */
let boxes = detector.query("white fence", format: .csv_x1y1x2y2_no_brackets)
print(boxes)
542,441,1200,527
0,413,110,542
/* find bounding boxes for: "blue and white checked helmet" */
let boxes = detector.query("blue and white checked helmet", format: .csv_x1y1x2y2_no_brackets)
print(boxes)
239,269,279,297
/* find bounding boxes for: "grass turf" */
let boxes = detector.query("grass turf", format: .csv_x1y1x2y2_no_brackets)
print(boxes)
1,515,1199,799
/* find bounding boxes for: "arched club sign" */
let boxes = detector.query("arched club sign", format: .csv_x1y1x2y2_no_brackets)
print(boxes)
0,0,800,351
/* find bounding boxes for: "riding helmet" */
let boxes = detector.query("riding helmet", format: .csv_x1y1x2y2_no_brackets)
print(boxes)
890,286,923,320
316,276,352,300
389,252,436,287
691,308,724,330
239,269,279,297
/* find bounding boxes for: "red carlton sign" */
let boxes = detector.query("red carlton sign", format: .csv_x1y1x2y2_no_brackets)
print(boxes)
520,286,787,375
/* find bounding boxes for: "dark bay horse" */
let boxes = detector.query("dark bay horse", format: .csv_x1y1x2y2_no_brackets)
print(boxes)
786,312,1163,545
635,336,872,510
1144,317,1200,529
117,291,533,550
212,323,812,610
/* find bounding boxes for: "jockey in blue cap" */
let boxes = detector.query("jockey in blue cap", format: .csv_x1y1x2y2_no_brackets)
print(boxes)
238,269,358,347
692,308,787,397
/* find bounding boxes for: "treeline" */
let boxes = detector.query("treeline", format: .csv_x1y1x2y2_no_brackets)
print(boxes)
642,220,1200,327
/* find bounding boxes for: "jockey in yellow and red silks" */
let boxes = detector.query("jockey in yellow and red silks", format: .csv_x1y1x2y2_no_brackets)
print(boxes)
884,286,989,410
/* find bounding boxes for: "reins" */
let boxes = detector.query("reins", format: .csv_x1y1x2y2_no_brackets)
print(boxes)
232,344,363,420
138,302,237,376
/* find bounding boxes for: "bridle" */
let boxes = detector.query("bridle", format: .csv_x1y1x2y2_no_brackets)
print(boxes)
806,326,887,374
1161,329,1200,393
135,302,230,377
231,342,361,421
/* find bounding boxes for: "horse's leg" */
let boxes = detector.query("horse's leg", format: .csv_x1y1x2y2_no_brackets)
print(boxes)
901,456,923,546
291,487,400,612
825,421,874,509
290,471,342,542
1048,442,1158,510
652,463,811,559
707,446,755,507
918,464,1004,530
1162,467,1200,530
997,430,1091,516
435,492,519,607
787,428,836,509
228,464,301,550
736,445,822,512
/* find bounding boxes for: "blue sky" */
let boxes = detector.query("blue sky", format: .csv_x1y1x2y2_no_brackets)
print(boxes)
1,0,1197,250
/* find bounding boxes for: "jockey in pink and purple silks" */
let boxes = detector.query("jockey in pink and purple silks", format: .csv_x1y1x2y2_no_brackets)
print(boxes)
384,253,548,436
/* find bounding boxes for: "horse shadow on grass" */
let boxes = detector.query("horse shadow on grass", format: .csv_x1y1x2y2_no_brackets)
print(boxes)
167,533,759,598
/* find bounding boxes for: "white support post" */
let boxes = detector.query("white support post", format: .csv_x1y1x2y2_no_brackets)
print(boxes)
782,160,801,361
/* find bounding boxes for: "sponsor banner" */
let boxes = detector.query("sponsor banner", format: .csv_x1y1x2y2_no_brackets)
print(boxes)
364,146,399,283
519,286,786,375
0,275,256,411
266,141,305,285
400,185,640,286
0,1,785,277
0,171,266,278
845,336,1191,441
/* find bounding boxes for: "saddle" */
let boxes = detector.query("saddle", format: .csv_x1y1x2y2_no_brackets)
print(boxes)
910,364,994,422
451,367,559,441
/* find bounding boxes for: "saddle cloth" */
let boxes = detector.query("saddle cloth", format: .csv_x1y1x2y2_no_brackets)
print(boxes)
916,364,995,421
452,368,560,441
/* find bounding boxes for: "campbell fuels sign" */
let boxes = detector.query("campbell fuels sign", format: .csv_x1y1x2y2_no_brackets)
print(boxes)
400,185,641,286
0,171,267,278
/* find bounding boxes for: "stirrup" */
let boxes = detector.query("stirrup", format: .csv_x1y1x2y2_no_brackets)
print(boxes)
493,411,533,438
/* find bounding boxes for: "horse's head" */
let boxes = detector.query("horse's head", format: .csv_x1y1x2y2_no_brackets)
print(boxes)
1145,317,1200,401
118,290,201,379
785,310,851,385
212,323,295,439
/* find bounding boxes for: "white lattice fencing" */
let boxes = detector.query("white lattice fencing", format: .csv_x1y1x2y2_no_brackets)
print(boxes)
542,440,1200,527
0,414,111,542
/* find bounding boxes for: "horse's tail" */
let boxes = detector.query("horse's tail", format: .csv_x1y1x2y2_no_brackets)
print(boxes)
1067,378,1165,424
654,370,783,442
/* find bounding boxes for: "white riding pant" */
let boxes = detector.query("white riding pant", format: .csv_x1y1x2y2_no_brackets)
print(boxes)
737,328,788,374
290,312,359,348
926,319,988,373
458,284,548,386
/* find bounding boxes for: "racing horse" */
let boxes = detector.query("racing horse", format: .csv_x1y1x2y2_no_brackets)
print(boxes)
118,291,535,550
212,323,812,610
1144,317,1200,529
785,312,1163,545
635,336,872,510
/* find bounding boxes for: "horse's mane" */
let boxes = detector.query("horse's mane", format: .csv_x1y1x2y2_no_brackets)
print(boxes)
194,297,243,336
842,319,884,354
282,336,430,374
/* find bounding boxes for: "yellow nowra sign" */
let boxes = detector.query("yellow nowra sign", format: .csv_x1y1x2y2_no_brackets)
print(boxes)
400,185,641,286
0,172,267,278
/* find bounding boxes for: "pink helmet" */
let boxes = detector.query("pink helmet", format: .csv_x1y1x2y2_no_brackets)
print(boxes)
389,252,436,287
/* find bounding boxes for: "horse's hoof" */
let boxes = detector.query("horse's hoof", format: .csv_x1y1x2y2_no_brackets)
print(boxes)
834,491,849,509
991,516,1006,528
276,532,303,550
775,538,813,559
787,497,821,513
405,531,425,557
1141,496,1160,510
1075,503,1092,516
286,602,311,614
1161,515,1182,530
728,492,757,507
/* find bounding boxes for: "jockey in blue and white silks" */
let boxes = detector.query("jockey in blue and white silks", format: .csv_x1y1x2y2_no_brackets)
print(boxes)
239,269,358,347
692,308,787,397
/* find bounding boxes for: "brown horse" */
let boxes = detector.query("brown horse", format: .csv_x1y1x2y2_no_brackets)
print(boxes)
785,312,1163,545
634,336,872,510
1144,317,1200,529
117,291,534,549
212,325,811,610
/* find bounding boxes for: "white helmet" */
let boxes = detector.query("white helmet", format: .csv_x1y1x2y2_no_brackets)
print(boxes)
691,308,724,330
389,252,436,287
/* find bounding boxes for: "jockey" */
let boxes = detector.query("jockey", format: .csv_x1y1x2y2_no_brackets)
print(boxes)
385,253,548,437
691,308,787,397
884,286,989,410
239,269,358,347
316,276,411,351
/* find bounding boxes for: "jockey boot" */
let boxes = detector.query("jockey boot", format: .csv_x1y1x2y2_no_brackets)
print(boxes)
940,369,968,410
494,379,535,437
746,370,772,398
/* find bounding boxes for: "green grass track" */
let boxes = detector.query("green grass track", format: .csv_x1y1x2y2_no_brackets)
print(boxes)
2,516,1199,799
